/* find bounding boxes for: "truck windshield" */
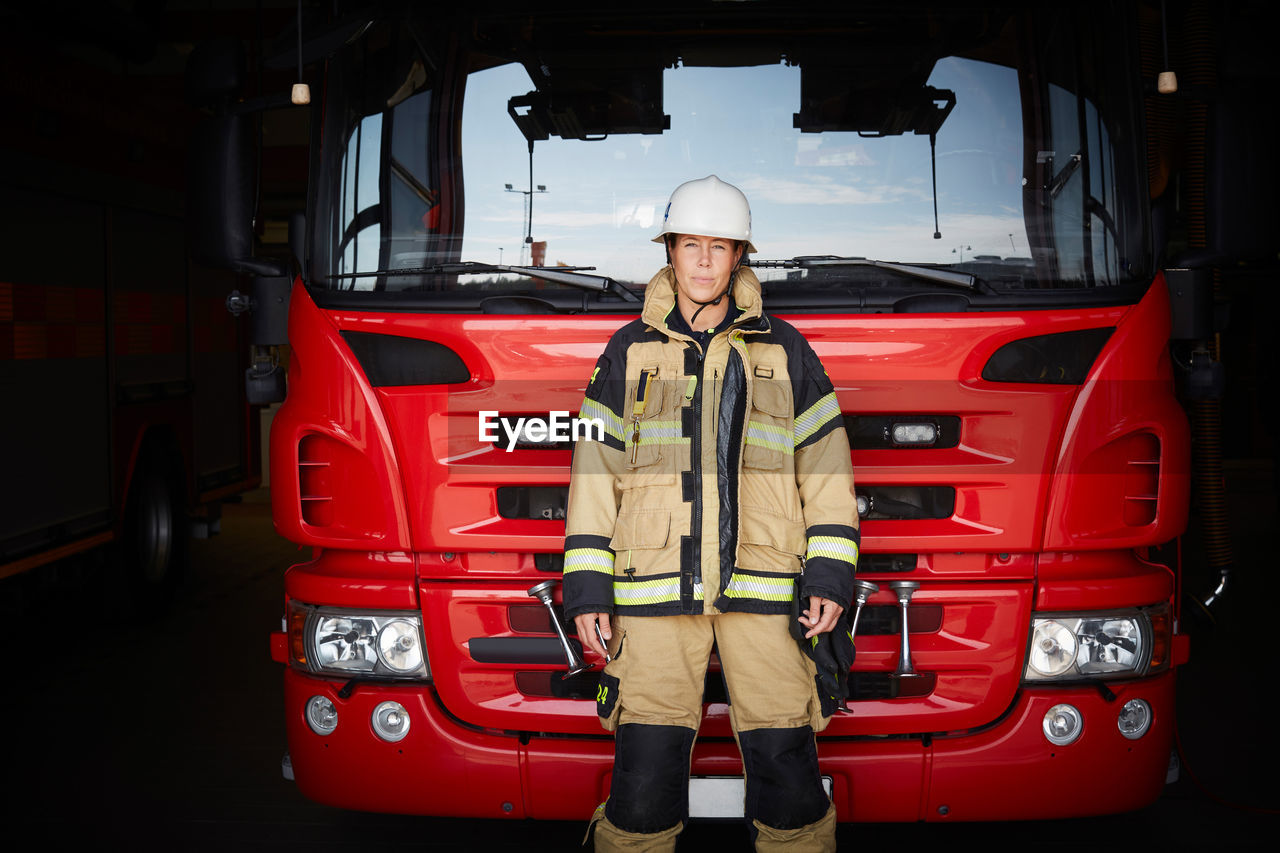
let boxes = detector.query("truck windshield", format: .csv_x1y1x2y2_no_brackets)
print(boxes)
308,4,1148,307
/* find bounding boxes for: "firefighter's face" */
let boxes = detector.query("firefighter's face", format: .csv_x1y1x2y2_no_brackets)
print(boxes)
670,234,743,306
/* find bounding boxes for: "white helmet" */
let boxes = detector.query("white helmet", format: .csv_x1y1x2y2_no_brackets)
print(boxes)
652,175,756,253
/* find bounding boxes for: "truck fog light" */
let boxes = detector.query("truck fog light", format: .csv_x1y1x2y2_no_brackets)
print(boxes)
1042,703,1083,746
1117,698,1152,740
305,695,338,736
372,700,411,742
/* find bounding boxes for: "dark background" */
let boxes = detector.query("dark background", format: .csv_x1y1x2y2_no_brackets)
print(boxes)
1,0,1278,848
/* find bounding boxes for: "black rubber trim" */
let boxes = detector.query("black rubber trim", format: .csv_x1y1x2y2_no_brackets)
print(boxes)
469,636,582,664
340,330,470,386
981,327,1114,385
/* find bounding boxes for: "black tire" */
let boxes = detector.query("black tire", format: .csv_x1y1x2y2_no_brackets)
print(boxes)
122,443,188,608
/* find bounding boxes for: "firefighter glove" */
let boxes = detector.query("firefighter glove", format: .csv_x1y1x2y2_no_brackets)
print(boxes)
790,591,856,716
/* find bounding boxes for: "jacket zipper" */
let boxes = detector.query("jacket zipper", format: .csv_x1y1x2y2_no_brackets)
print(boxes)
690,344,706,610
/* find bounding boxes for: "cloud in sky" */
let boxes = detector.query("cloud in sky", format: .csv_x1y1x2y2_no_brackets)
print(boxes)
764,212,1029,266
737,174,929,207
471,209,619,229
794,136,878,168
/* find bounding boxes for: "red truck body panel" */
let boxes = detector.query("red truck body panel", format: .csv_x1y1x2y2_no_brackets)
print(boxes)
270,275,1187,820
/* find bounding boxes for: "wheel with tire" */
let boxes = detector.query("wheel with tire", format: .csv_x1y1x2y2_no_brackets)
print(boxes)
122,443,188,607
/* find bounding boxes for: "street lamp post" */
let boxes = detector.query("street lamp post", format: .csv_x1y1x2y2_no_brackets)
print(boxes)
504,181,548,265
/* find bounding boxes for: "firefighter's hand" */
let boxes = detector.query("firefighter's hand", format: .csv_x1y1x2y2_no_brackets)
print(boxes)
575,612,611,659
800,596,844,639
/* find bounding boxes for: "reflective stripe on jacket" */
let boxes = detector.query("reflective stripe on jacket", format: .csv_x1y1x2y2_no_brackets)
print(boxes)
563,266,859,619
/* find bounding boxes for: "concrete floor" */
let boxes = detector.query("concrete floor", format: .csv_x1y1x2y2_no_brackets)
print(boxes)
4,465,1277,849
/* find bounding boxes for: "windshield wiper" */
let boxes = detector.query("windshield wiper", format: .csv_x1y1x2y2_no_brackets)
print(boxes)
499,265,641,302
323,262,641,302
749,256,979,291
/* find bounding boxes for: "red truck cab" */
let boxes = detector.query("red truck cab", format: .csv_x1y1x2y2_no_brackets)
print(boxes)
258,2,1194,822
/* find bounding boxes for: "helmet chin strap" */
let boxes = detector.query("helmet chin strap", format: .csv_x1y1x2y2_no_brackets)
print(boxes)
687,269,735,328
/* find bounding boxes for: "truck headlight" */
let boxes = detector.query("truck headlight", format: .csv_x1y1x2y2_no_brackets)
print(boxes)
289,602,431,680
1023,606,1168,683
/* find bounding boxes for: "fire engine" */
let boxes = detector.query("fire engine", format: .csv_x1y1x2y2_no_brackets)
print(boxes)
187,0,1256,822
0,30,261,603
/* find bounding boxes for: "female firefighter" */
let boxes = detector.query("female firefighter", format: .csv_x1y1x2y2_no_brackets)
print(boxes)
562,175,860,852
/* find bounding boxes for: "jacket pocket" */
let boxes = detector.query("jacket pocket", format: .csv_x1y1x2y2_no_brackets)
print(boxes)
611,508,674,579
622,368,680,486
611,508,671,551
596,671,622,731
743,378,794,471
738,510,806,571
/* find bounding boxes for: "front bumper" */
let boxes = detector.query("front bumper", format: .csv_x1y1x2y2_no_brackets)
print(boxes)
280,665,1176,821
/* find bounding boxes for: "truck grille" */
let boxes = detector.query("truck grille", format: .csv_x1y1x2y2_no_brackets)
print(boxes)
498,486,955,522
508,603,940,637
515,669,936,702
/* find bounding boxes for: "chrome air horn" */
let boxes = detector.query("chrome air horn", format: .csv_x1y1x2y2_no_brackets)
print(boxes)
527,580,592,679
849,579,879,638
838,579,880,711
888,580,922,680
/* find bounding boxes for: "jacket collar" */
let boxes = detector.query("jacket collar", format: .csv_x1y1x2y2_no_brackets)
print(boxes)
641,265,766,340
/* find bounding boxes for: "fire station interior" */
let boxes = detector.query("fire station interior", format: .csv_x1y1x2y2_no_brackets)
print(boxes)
1,0,1277,846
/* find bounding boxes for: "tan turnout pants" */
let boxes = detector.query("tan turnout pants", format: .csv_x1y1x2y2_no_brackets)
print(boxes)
591,612,836,852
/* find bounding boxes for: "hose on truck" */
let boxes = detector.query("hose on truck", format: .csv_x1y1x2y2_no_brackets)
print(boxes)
1182,1,1233,618
1145,0,1233,616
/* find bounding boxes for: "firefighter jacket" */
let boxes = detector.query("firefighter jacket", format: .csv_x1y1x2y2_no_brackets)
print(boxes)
562,265,859,620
